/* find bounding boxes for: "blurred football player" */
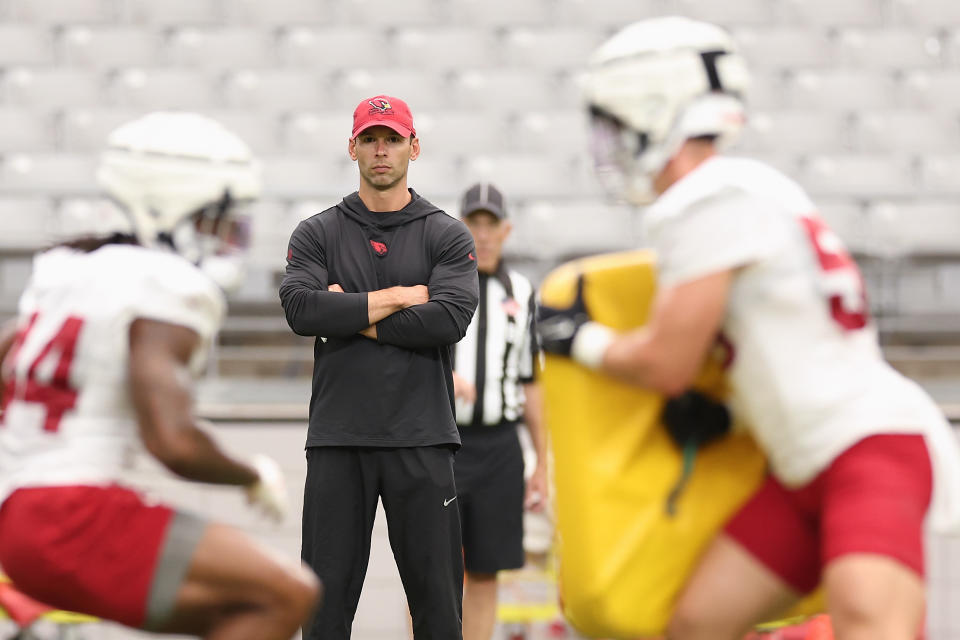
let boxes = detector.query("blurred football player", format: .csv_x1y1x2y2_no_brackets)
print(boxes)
538,17,960,640
0,112,319,639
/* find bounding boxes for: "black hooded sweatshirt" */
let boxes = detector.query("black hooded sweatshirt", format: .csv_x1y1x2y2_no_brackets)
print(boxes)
279,189,479,448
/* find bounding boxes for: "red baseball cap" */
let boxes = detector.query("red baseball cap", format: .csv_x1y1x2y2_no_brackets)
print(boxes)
351,95,416,139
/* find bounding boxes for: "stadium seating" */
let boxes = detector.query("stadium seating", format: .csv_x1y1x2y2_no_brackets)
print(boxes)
0,108,55,152
276,26,390,69
850,110,960,153
798,154,917,198
107,67,219,109
0,25,54,65
58,25,161,69
731,27,837,70
836,28,945,70
162,27,275,71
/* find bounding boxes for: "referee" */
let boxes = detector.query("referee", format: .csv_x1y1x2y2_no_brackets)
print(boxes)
452,183,548,640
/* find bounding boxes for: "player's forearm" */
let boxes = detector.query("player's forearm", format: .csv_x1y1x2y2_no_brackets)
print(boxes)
522,383,548,465
601,329,697,396
158,421,260,486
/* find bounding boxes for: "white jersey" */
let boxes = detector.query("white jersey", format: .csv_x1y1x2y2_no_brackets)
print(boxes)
642,156,960,533
0,244,224,502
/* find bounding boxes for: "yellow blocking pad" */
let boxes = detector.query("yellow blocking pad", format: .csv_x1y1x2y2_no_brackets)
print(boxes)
0,574,98,625
539,250,822,639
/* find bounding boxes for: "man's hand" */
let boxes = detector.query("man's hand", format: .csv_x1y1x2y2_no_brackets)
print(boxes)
536,275,614,369
452,371,476,404
328,283,344,293
661,390,731,448
245,454,289,522
524,463,548,512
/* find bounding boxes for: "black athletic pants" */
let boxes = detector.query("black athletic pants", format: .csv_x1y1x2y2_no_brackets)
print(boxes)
301,445,463,640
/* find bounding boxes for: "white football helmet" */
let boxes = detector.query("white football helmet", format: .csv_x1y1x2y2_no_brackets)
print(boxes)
584,16,750,205
96,111,262,291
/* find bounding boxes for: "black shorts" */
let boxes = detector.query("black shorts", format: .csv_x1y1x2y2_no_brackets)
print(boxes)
455,422,525,574
301,445,463,640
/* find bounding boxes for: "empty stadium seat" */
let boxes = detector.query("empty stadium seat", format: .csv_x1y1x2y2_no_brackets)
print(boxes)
0,0,114,23
221,69,329,112
0,153,98,195
0,108,55,152
116,0,222,25
0,196,56,249
448,69,560,112
58,25,161,68
851,110,960,153
890,0,960,27
1,68,102,111
779,0,885,26
552,0,667,28
107,67,219,109
461,153,593,199
784,69,899,110
676,0,778,26
276,27,389,69
498,28,603,70
163,27,275,70
390,27,494,70
280,111,351,157
330,69,448,111
202,109,282,154
731,27,837,70
246,199,294,269
798,154,917,199
734,110,852,154
58,107,144,152
341,0,440,26
511,199,637,260
509,110,590,154
445,0,549,27
867,201,960,257
260,155,351,199
404,157,461,200
836,28,944,70
222,0,329,25
406,111,505,155
0,25,53,65
899,69,960,108
918,155,960,197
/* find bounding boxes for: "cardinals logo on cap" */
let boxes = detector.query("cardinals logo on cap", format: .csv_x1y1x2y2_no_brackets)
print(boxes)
368,99,394,114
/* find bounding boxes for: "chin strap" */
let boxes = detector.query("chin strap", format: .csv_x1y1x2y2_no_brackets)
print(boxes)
665,439,698,517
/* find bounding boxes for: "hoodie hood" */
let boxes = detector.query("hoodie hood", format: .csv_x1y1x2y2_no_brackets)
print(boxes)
337,189,443,231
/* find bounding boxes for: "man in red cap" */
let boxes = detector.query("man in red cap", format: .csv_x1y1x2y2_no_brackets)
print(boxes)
280,95,479,639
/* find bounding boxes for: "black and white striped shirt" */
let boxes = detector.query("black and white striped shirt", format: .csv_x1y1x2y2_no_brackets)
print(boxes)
454,266,538,427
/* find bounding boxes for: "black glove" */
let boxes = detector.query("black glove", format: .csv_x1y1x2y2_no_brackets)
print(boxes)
661,390,731,448
536,274,592,358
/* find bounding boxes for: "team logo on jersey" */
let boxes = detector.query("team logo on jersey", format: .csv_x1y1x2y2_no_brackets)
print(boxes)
287,247,293,262
369,239,388,256
501,297,521,317
368,99,394,114
468,252,476,261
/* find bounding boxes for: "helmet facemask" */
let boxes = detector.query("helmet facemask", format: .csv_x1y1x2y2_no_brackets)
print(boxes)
167,190,253,293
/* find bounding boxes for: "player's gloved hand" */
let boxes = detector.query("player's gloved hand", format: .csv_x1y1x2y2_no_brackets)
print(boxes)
245,454,289,522
536,274,614,369
661,390,731,448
